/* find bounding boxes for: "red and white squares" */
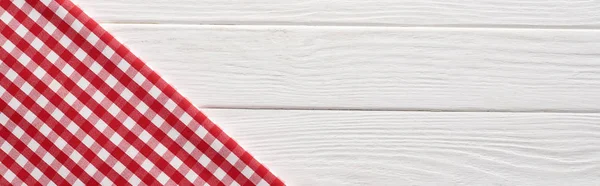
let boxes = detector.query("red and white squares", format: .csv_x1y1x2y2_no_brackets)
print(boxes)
1,0,283,185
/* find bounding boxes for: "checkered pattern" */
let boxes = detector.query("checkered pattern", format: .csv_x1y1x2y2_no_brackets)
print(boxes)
0,0,283,185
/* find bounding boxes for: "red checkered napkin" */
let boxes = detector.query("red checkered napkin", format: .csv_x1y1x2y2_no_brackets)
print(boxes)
0,0,283,185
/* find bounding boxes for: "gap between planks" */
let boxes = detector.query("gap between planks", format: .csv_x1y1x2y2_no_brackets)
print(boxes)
100,22,600,31
201,106,600,114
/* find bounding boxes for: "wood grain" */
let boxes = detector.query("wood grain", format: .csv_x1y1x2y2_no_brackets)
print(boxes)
202,109,600,185
74,0,600,27
103,24,600,111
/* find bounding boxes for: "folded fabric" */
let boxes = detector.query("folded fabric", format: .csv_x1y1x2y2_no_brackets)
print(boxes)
0,0,283,185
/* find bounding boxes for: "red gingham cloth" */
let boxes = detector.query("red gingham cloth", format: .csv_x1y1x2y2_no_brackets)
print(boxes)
0,0,283,185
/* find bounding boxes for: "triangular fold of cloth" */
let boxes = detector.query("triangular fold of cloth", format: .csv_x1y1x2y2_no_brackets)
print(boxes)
0,0,283,185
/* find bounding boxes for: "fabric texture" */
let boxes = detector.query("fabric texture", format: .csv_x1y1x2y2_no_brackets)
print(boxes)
0,0,283,185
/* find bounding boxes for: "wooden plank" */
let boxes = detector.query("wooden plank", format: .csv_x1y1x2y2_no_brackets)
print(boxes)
103,24,600,111
201,109,600,185
74,0,600,27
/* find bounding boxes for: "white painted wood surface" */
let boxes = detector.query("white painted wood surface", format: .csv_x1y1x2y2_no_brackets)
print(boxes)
203,109,600,186
104,24,600,111
77,0,600,185
75,0,600,27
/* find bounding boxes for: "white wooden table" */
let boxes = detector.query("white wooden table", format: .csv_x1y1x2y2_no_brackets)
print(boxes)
75,1,600,185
